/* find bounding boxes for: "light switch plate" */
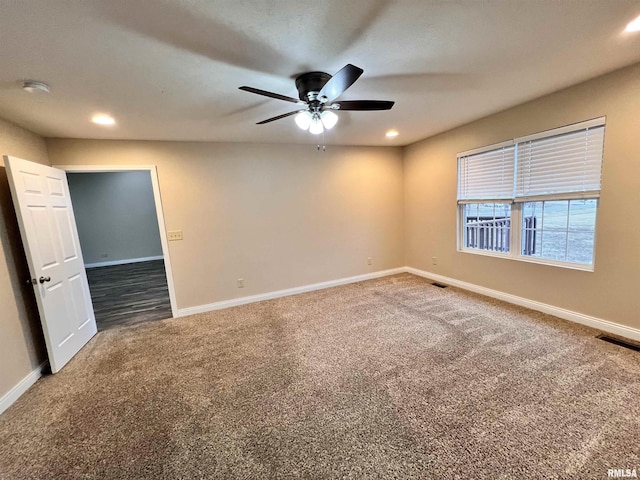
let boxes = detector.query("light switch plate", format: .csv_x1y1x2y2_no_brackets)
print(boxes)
168,230,183,241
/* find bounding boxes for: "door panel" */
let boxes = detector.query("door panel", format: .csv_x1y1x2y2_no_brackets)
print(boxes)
20,170,43,194
45,282,70,346
68,273,91,327
30,207,59,268
4,155,97,373
54,207,78,261
46,176,65,196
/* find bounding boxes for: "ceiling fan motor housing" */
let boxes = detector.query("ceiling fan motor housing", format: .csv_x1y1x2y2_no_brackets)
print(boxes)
239,63,393,125
295,72,332,102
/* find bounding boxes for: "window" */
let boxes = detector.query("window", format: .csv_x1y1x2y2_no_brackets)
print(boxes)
521,199,597,263
463,203,511,253
457,117,605,270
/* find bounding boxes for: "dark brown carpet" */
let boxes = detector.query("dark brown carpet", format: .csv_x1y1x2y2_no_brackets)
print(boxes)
1,273,639,479
86,260,172,331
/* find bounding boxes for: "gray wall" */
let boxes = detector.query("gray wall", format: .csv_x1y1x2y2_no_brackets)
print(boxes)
67,172,163,266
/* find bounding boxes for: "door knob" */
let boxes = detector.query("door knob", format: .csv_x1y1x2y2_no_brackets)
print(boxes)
39,276,51,284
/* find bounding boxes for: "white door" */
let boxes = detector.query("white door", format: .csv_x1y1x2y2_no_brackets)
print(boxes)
4,156,97,373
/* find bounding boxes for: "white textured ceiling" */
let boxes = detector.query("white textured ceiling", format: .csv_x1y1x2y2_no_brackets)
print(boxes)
1,1,639,146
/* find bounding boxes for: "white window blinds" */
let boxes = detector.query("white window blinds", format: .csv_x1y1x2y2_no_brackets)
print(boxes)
515,118,605,201
457,142,515,202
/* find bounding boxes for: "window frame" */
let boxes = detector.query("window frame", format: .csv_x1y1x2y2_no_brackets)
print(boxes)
457,201,598,271
456,117,605,272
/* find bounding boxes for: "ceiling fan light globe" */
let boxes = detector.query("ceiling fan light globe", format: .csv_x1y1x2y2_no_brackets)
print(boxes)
321,110,338,129
309,118,324,135
295,111,312,130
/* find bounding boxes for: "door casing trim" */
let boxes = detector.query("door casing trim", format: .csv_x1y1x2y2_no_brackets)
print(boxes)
57,165,177,318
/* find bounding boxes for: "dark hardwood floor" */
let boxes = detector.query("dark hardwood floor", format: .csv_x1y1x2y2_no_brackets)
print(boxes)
86,260,172,331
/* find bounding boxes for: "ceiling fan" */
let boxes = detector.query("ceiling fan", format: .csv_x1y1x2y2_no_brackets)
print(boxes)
239,64,394,135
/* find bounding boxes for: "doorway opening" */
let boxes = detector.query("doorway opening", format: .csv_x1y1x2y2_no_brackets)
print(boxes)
63,166,177,330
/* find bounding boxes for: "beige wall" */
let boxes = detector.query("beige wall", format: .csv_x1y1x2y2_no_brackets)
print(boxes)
404,62,640,330
0,118,49,398
47,141,405,309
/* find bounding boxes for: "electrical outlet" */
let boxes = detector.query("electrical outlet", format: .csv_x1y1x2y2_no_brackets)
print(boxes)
237,278,244,288
367,257,373,265
432,256,438,265
167,230,183,241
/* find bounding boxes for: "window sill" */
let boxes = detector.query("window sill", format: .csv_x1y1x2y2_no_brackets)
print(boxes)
458,248,594,272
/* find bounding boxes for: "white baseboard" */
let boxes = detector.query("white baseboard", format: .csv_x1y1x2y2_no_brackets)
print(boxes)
174,264,640,342
3,267,637,416
0,362,47,416
85,255,164,269
177,268,405,317
405,267,640,342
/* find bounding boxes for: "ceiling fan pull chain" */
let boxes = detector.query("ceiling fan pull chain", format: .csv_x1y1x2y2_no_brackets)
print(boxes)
316,128,325,151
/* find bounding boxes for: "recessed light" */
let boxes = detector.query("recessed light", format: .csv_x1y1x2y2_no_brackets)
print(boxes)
625,14,640,32
386,129,399,138
91,114,116,126
22,80,50,94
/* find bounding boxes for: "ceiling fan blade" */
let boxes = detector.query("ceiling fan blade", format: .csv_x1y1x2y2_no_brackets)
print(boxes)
239,86,302,104
317,64,364,103
256,110,303,125
333,100,395,111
